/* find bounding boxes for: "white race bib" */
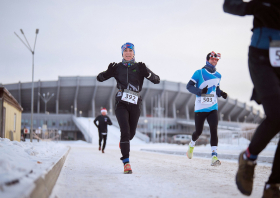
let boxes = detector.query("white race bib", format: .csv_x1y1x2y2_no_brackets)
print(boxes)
121,89,139,104
201,94,215,105
269,40,280,67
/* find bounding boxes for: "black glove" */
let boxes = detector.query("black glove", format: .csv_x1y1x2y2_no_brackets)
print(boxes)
201,85,208,94
97,62,116,82
139,62,160,84
154,75,160,84
107,62,117,74
221,92,227,99
97,75,102,82
223,0,247,16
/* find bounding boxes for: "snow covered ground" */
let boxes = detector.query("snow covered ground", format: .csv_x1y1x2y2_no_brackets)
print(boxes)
0,138,69,198
1,133,277,198
50,140,275,198
131,138,277,158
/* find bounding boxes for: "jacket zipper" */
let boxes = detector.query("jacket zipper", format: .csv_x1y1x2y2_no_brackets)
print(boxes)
127,66,129,105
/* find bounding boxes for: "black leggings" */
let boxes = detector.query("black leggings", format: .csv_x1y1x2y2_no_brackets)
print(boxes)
99,133,107,151
192,110,218,146
248,46,280,184
115,102,141,160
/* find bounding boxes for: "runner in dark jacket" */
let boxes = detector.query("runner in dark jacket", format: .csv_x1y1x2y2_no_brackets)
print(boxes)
223,1,280,197
97,42,160,174
94,108,112,153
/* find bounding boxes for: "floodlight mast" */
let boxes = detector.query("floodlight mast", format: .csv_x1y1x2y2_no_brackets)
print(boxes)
14,29,39,142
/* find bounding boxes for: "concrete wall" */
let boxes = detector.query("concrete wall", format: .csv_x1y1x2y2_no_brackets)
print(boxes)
3,100,22,141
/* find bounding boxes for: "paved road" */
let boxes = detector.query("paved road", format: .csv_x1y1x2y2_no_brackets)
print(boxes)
50,144,271,198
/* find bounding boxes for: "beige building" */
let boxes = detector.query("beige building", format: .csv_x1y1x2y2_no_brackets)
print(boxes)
0,87,23,141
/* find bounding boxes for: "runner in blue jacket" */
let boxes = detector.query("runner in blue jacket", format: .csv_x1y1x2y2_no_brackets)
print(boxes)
186,51,227,166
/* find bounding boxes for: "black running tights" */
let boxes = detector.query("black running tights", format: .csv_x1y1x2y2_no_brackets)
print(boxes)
248,46,280,183
192,110,218,146
99,134,107,151
115,102,141,160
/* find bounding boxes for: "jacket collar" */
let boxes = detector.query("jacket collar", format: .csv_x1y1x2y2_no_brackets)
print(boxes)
203,61,216,73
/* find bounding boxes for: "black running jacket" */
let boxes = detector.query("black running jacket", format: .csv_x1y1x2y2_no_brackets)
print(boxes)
94,115,112,133
97,62,160,104
223,0,280,30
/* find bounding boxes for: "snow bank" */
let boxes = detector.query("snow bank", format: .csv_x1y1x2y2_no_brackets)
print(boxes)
0,138,69,198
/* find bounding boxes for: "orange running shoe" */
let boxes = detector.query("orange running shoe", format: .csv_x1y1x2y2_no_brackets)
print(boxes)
124,163,132,174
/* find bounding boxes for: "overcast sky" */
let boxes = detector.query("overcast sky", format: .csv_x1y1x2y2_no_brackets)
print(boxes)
0,0,263,112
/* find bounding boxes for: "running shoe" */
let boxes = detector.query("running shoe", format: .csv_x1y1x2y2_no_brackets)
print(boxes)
186,144,194,159
211,155,221,166
102,150,105,153
99,146,101,151
236,151,256,196
262,183,280,198
124,163,132,174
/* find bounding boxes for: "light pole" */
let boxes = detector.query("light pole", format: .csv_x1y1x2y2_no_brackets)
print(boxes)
38,92,54,113
15,29,39,142
144,119,148,135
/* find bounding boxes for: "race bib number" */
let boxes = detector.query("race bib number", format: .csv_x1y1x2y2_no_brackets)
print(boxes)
121,89,139,104
269,40,280,67
201,94,215,104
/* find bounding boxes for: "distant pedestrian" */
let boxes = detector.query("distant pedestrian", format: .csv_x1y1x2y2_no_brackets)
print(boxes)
22,126,27,141
94,108,112,153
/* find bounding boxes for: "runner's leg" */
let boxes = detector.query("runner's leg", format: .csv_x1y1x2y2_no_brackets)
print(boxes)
192,112,208,141
268,138,280,184
206,110,218,147
115,102,130,160
249,96,280,155
248,47,280,156
128,104,141,141
247,46,280,184
102,134,107,151
98,132,102,147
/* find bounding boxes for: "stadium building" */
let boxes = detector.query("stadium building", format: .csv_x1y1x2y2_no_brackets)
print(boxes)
3,76,264,142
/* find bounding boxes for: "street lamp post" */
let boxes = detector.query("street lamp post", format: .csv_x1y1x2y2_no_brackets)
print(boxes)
144,119,148,135
38,92,54,113
15,29,39,142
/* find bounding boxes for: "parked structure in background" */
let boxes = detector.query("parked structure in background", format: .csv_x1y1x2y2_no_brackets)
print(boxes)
3,76,264,142
0,86,23,141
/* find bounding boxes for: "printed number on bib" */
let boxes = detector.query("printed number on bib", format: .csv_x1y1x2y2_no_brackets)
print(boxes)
201,94,215,105
121,89,139,104
269,40,280,67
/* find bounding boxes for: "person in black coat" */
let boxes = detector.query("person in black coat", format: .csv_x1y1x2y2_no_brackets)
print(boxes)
223,0,280,196
93,108,112,153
